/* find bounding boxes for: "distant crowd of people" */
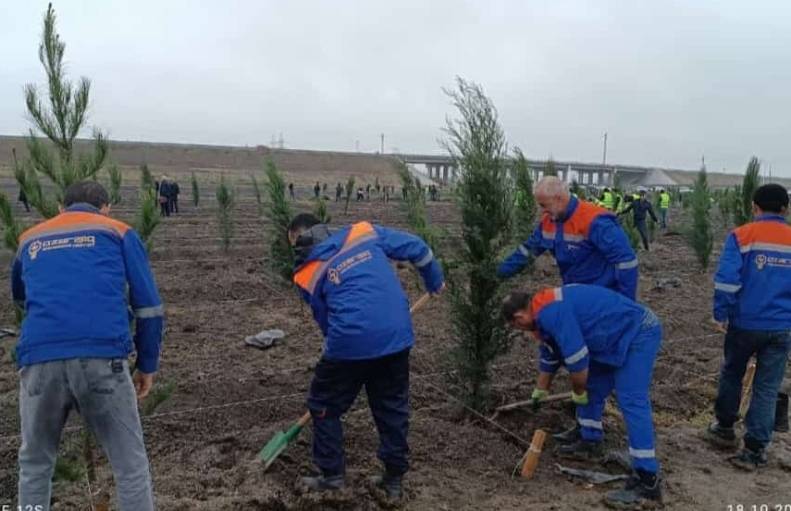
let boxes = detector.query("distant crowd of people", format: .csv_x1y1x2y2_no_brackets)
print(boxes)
155,176,180,217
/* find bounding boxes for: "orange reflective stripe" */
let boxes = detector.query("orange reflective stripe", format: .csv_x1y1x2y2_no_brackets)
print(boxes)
292,221,378,294
530,287,562,317
347,221,375,243
293,260,325,292
735,221,791,248
563,201,611,239
19,211,130,245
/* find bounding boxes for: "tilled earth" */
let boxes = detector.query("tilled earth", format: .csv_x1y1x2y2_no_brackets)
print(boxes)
1,172,790,510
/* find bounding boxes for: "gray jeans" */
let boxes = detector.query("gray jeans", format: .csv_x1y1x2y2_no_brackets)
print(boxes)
17,358,154,511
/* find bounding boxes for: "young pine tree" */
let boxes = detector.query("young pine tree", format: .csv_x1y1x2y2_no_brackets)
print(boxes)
543,157,558,177
107,163,122,204
264,159,294,281
398,163,437,251
734,157,760,226
442,77,514,411
512,147,536,243
191,172,200,207
251,173,264,216
13,4,109,219
344,176,356,214
687,166,713,270
216,176,235,252
135,167,161,252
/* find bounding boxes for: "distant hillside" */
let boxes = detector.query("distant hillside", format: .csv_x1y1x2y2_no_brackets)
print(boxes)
0,136,404,186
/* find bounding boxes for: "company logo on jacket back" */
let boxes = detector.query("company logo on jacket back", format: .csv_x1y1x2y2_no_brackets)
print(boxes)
28,235,96,260
755,253,791,270
328,250,373,284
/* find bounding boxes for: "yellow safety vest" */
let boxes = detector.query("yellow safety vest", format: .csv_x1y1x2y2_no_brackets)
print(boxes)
660,192,670,209
601,191,614,210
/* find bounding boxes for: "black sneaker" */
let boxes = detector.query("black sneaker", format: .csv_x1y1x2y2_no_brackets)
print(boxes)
605,470,662,509
705,420,739,449
368,472,402,499
301,474,345,492
728,448,767,472
553,424,581,444
555,439,604,461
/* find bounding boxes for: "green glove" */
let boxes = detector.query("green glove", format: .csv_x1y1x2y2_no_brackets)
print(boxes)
571,390,589,406
529,388,549,412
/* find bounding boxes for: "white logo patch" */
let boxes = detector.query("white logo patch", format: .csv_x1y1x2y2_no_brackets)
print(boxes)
28,235,96,260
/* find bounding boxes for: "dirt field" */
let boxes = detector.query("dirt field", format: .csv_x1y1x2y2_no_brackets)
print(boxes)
0,156,790,510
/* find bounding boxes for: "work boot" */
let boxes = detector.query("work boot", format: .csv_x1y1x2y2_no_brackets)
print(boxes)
301,473,345,492
368,472,403,499
704,420,739,449
775,393,789,433
605,470,662,509
728,447,768,472
552,424,581,444
555,439,604,461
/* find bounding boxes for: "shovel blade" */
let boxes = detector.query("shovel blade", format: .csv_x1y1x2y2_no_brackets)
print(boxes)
259,431,288,464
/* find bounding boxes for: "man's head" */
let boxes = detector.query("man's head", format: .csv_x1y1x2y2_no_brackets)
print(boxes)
63,181,110,214
534,176,571,219
287,213,321,246
501,291,535,331
639,190,647,200
603,187,610,193
752,183,789,216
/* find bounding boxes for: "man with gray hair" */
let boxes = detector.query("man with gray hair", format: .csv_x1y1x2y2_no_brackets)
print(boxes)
499,176,637,299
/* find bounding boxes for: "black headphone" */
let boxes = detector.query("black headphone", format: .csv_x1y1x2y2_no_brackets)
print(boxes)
294,224,333,265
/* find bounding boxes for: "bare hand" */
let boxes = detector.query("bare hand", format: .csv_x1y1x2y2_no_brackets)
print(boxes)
133,371,155,400
711,318,727,334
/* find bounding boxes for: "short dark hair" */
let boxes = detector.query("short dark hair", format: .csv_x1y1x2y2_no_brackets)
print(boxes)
753,184,789,214
288,213,321,235
501,291,532,323
64,181,109,208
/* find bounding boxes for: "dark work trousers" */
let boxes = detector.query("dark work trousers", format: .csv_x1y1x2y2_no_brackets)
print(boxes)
169,197,178,214
159,198,170,217
636,219,650,250
714,328,791,451
307,348,410,477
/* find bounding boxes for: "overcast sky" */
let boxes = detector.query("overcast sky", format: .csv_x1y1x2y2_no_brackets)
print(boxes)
2,1,791,174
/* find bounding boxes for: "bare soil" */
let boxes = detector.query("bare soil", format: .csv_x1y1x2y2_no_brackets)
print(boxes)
0,163,790,510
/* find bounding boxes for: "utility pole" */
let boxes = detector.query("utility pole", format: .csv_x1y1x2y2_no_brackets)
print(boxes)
602,132,608,166
380,133,384,154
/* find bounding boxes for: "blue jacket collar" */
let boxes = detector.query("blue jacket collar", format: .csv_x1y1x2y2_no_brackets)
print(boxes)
65,203,101,214
559,195,579,222
755,213,787,223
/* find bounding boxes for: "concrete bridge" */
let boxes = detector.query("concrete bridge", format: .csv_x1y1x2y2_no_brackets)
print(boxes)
394,153,695,188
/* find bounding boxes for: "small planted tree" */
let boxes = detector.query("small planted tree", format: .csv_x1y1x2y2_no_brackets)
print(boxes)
0,194,23,252
251,173,264,216
314,196,331,224
344,176,356,214
191,171,200,207
264,159,293,281
398,163,437,251
687,166,713,270
442,77,513,411
107,163,122,204
216,176,235,252
734,157,760,226
135,168,160,252
544,157,558,177
140,164,155,192
13,4,108,219
511,147,536,242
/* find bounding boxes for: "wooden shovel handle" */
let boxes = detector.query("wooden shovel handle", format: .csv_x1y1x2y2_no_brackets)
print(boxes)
409,293,431,314
297,411,312,427
495,391,573,413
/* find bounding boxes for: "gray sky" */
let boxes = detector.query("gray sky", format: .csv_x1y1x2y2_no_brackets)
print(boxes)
2,1,790,174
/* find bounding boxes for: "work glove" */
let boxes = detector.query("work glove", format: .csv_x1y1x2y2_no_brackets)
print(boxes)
571,390,589,406
529,388,548,412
